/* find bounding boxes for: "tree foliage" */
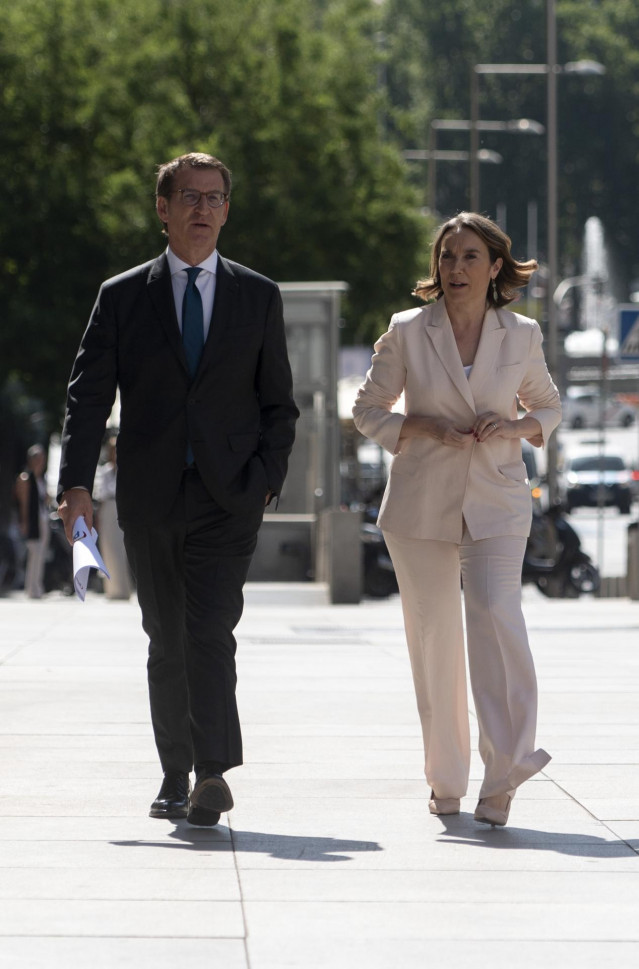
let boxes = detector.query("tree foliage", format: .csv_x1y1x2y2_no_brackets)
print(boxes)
0,0,427,429
4,0,639,440
383,0,639,297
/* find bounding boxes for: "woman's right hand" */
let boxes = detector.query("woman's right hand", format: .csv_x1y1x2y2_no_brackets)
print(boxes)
429,417,475,448
398,415,475,449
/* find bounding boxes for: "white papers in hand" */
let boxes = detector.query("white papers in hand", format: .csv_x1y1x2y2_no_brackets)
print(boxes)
72,516,110,601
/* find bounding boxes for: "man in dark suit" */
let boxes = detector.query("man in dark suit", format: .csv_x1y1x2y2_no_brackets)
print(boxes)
57,152,298,826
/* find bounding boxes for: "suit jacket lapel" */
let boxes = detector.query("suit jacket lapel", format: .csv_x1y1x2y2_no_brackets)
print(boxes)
424,300,476,412
147,252,240,379
468,307,506,397
147,253,189,374
198,254,239,375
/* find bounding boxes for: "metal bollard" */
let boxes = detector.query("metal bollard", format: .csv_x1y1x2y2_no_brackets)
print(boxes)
627,521,639,601
317,508,362,604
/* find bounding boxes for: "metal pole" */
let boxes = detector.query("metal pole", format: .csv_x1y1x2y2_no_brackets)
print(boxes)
527,200,538,262
428,124,437,214
470,67,479,211
527,200,538,314
468,48,604,506
597,328,608,575
546,0,559,505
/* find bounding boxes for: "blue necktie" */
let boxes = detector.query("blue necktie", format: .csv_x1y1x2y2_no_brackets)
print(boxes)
182,267,204,464
182,266,204,378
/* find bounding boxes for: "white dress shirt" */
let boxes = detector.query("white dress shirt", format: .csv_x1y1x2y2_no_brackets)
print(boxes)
166,247,218,341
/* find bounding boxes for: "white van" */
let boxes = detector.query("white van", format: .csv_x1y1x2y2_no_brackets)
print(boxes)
561,390,636,429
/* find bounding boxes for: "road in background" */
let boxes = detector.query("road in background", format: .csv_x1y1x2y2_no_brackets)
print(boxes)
558,424,639,468
555,424,638,577
565,507,632,577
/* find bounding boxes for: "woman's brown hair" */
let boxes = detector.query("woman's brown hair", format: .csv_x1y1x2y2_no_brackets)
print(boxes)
413,212,538,308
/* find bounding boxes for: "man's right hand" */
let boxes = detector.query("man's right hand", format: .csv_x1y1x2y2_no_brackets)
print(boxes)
57,489,94,545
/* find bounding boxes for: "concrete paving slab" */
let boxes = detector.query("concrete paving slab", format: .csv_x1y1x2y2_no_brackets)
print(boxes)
231,760,425,780
0,817,232,842
239,866,639,903
0,938,248,969
234,844,636,872
0,734,154,754
0,584,638,968
606,821,639,847
537,696,639,723
572,799,639,821
545,751,639,764
239,722,421,737
230,806,639,864
0,867,240,901
0,793,181,817
241,898,639,943
227,793,595,836
0,899,244,938
227,777,566,802
246,938,639,969
2,777,208,817
0,761,165,781
545,763,639,783
0,838,236,869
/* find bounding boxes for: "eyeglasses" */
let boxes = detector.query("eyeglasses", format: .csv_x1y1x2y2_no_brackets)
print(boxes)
171,189,229,208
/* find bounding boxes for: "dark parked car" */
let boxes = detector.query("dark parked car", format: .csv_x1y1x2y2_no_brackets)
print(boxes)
562,453,634,514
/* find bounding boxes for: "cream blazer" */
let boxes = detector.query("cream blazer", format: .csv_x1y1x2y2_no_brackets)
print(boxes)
353,300,561,543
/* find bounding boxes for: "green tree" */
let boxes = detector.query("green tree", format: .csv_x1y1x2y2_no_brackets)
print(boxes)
0,0,427,438
382,0,639,296
558,0,639,283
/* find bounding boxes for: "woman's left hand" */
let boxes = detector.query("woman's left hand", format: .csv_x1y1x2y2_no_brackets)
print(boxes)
473,412,513,442
473,411,545,446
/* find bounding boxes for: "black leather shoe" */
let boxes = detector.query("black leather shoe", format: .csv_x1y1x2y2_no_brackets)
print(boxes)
187,770,233,827
149,770,191,819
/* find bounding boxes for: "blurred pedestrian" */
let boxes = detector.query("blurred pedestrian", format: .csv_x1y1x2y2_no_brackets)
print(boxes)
15,444,50,599
94,435,132,600
354,212,561,827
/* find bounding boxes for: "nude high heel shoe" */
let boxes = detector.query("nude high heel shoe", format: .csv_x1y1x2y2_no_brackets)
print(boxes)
429,790,461,815
474,793,512,826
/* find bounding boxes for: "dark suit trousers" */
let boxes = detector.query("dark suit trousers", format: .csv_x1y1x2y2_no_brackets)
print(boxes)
121,468,262,774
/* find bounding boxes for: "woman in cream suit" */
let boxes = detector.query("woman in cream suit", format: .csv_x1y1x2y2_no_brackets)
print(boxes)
353,213,561,827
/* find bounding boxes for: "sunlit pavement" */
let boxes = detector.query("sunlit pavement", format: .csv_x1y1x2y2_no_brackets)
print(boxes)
0,583,638,968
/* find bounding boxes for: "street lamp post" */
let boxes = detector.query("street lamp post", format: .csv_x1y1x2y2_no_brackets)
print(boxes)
547,0,559,417
471,1,605,503
470,65,548,214
403,147,503,215
427,118,543,215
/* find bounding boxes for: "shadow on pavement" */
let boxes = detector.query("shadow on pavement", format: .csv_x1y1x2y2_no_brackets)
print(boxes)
110,824,383,863
436,812,639,858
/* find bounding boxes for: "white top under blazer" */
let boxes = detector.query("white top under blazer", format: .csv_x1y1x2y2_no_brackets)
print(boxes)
353,299,562,543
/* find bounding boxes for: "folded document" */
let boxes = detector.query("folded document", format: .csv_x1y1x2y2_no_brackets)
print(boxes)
72,516,110,601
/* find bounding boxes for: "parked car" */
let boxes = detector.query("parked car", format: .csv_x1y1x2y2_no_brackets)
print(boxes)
561,453,634,514
562,391,636,429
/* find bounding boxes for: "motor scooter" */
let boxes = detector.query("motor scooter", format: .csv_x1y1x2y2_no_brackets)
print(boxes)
361,502,399,598
522,502,600,598
361,496,599,601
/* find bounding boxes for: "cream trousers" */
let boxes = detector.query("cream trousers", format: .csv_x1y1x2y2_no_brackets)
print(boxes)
384,526,550,800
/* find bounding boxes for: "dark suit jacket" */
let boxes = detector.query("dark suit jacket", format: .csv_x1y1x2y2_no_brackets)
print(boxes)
58,252,299,522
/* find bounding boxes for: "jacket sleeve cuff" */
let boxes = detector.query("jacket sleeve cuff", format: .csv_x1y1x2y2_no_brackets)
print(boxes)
527,407,562,446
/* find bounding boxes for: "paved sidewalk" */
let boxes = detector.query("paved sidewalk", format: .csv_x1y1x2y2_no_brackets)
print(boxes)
0,583,638,968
